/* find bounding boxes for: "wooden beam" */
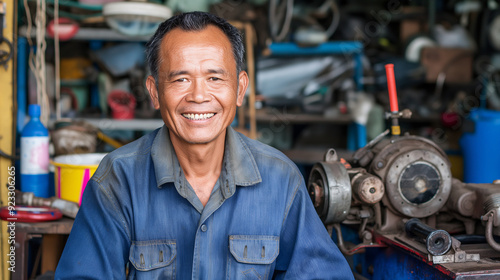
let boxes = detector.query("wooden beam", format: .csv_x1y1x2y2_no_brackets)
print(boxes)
0,0,16,278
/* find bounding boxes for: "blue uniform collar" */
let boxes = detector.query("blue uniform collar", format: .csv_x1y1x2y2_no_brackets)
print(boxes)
151,125,262,198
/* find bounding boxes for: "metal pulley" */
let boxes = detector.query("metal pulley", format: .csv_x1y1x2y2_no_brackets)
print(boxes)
308,149,351,224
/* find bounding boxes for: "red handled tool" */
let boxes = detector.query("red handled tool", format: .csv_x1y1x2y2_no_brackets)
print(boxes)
385,64,401,136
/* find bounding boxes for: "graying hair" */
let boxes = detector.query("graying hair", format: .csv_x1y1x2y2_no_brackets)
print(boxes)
145,11,245,86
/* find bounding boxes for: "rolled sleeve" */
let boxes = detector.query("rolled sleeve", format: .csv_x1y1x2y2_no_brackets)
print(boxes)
55,179,130,279
274,180,354,279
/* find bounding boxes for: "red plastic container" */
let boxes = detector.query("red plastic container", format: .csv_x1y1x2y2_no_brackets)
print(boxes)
107,90,136,119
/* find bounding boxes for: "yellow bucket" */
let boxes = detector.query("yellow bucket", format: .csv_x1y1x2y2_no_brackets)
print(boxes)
51,153,107,205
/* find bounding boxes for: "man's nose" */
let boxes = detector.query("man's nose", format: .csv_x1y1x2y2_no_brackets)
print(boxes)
186,79,211,103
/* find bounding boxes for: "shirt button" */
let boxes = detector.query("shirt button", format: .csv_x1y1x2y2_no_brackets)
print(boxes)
201,224,207,232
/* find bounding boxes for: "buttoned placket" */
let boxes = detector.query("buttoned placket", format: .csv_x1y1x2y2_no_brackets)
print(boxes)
151,126,262,279
191,162,235,280
191,181,223,280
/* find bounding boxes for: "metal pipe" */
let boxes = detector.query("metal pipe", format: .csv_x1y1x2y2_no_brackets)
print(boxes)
17,37,28,135
15,190,79,218
485,213,500,251
405,218,452,256
373,202,382,229
332,223,350,255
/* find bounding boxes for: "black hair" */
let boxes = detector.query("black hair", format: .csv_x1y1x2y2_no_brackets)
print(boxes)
145,11,244,85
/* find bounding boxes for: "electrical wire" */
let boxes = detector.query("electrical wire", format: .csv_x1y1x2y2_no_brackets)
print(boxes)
269,0,294,42
0,3,14,69
269,0,340,42
25,0,50,125
322,0,340,38
0,39,13,68
36,0,50,126
23,0,36,77
54,0,60,120
0,149,19,161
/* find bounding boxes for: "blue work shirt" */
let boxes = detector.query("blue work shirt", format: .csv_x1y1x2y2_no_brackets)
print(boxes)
55,125,353,279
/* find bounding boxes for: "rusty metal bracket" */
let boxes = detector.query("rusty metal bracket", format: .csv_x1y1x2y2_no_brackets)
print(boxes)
431,237,480,264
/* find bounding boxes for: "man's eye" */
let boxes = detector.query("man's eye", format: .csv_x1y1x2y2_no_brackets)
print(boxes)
209,77,221,81
175,78,188,82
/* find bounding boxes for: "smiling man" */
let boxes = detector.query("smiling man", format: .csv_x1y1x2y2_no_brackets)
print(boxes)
55,12,353,279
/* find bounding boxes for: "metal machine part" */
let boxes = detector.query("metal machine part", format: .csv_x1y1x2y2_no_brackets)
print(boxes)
446,179,477,217
430,237,480,264
349,169,384,205
446,179,500,221
15,190,79,218
483,193,500,230
364,136,452,218
401,218,481,264
482,193,500,251
308,149,351,224
307,62,500,277
405,218,452,256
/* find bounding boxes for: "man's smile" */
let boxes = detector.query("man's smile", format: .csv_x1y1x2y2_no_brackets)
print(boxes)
182,113,216,120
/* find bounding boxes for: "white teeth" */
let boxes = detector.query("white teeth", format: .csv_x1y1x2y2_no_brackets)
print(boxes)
183,113,215,120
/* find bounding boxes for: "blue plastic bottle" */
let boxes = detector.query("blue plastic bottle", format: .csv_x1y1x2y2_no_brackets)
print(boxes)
20,104,50,197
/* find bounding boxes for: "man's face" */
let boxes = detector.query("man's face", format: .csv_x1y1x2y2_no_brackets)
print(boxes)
147,25,248,146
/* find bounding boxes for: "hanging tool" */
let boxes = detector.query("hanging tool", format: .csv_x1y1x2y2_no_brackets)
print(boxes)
0,1,13,70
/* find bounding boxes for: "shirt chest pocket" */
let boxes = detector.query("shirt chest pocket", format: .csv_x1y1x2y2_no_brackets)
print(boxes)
128,240,176,280
227,235,279,280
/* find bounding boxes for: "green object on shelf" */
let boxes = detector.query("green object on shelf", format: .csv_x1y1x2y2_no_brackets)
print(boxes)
36,0,104,11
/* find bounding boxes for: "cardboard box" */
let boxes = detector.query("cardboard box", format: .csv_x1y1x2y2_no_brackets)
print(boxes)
420,47,473,84
400,6,427,43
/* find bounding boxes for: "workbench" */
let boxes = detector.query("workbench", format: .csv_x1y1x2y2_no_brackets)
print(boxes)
12,218,73,280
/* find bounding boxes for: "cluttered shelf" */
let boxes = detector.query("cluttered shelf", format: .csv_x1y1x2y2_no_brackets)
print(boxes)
247,106,443,158
46,107,439,132
75,118,164,131
18,26,151,42
253,107,353,124
282,148,353,165
251,107,441,124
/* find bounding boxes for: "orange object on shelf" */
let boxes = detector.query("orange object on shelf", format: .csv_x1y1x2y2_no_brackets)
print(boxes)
60,58,91,80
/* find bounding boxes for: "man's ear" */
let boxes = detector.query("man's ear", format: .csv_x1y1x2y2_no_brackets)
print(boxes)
146,75,160,109
236,71,249,107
